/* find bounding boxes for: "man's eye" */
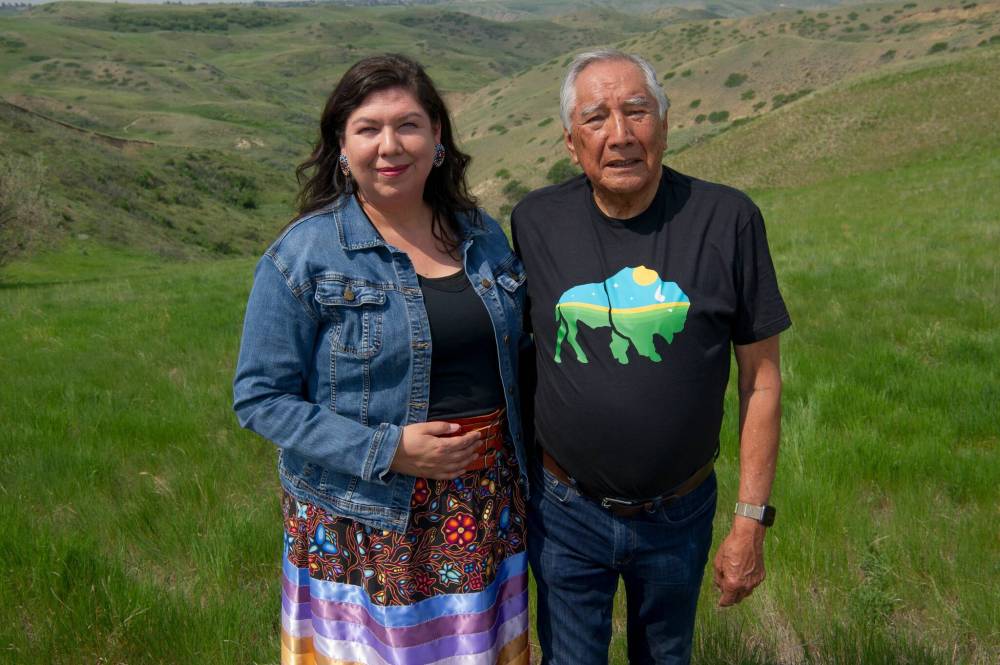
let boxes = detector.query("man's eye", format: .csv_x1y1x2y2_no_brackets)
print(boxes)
400,122,417,129
358,127,377,134
585,116,604,124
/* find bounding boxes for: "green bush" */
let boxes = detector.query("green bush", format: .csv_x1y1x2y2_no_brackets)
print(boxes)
501,179,530,202
537,117,553,128
740,89,756,101
772,88,813,110
0,155,51,267
546,158,580,185
689,99,701,109
928,42,948,54
695,114,706,124
707,110,729,123
724,73,747,87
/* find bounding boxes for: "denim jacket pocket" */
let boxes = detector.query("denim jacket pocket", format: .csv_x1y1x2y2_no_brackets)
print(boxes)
495,255,527,324
315,281,386,359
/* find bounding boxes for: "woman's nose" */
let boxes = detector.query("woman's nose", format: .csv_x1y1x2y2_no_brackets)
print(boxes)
379,129,403,155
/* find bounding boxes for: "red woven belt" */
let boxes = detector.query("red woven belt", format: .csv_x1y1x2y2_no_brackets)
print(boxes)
444,407,506,472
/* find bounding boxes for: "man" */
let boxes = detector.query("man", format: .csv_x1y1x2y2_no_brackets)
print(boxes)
511,49,790,665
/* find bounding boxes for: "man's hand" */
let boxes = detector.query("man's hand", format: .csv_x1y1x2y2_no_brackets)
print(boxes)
712,519,766,606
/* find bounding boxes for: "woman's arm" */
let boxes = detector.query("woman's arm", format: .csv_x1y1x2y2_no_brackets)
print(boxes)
233,256,402,483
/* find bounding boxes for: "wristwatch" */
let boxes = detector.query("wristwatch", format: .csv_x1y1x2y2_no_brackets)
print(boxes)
734,501,776,527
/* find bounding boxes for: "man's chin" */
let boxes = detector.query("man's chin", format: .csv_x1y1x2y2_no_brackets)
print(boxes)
596,169,659,195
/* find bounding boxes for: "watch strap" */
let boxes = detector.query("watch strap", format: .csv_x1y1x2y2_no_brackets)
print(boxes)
734,501,775,526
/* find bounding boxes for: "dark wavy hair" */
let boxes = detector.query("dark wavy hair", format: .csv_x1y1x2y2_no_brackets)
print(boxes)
294,54,479,253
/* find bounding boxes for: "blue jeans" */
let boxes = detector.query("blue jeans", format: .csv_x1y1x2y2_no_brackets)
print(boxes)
528,464,717,665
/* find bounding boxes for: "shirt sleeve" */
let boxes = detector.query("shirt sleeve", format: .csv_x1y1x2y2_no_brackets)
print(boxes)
232,256,402,482
732,207,792,345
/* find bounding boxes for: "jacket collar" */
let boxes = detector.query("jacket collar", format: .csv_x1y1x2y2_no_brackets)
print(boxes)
334,193,485,251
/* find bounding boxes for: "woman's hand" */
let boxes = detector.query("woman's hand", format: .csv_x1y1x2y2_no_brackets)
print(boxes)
390,422,482,480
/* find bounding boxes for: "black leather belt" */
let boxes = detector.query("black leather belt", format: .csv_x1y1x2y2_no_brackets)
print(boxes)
542,450,715,517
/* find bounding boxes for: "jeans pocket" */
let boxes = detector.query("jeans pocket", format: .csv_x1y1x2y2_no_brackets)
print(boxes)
539,465,578,504
652,472,718,526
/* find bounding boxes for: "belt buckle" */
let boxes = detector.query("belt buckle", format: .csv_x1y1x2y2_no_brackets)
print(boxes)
600,496,639,510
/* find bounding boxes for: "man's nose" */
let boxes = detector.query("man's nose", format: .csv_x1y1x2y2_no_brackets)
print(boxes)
607,112,634,146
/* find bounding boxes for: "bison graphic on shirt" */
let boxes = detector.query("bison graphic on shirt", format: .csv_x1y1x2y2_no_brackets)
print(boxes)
554,266,690,365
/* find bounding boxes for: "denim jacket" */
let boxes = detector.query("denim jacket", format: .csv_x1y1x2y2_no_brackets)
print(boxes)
233,195,528,532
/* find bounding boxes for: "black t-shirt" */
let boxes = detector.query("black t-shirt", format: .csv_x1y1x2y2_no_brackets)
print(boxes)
419,270,505,420
511,166,791,500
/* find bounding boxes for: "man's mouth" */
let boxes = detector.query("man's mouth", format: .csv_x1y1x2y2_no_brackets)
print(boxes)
606,159,642,168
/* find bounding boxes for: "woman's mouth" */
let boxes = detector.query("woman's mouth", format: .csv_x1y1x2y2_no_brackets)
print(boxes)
376,165,409,177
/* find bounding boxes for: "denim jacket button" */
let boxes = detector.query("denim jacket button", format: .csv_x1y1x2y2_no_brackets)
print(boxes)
503,334,510,344
481,278,492,289
343,287,355,301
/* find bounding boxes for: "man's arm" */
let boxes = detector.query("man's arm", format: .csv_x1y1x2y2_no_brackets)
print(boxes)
713,333,783,607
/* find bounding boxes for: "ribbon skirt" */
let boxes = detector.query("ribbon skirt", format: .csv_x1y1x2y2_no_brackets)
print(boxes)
280,437,528,665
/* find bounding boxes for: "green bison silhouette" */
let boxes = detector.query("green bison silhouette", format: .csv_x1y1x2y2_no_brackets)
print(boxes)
554,266,690,365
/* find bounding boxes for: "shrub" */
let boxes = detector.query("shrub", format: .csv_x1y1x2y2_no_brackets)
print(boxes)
495,168,511,180
0,155,51,267
502,179,530,202
537,117,553,128
928,42,948,54
546,158,580,185
680,69,692,77
772,88,813,110
488,124,508,135
707,110,729,123
694,114,706,124
689,99,701,109
740,89,756,100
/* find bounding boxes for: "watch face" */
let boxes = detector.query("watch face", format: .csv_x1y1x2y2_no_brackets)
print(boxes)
762,505,776,527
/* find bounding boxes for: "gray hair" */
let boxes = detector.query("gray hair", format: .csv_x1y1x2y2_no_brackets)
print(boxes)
559,49,670,130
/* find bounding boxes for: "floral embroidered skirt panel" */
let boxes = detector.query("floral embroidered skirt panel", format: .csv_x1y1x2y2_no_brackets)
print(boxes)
280,445,529,665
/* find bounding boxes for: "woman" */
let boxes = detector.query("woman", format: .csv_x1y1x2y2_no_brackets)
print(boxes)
233,54,530,664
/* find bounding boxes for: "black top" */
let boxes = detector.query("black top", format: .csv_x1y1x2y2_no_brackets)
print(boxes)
419,269,505,420
511,166,791,500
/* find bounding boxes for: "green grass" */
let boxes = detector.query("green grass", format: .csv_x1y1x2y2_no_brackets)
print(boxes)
1,1,999,662
2,139,996,665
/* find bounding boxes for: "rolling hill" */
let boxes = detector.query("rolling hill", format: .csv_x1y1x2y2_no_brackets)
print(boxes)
1,0,998,256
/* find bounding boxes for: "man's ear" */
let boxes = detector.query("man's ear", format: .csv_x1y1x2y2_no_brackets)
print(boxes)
661,111,669,155
564,129,579,165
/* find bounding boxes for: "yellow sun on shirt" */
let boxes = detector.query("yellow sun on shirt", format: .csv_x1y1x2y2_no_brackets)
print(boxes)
632,265,658,286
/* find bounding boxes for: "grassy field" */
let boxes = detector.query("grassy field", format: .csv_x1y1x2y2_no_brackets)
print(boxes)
1,1,998,663
3,100,998,665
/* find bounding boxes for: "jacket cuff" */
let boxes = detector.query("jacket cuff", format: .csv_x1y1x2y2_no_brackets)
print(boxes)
368,422,403,483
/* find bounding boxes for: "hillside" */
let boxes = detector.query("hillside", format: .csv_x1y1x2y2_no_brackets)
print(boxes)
455,0,1000,213
0,1,651,258
2,0,999,258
